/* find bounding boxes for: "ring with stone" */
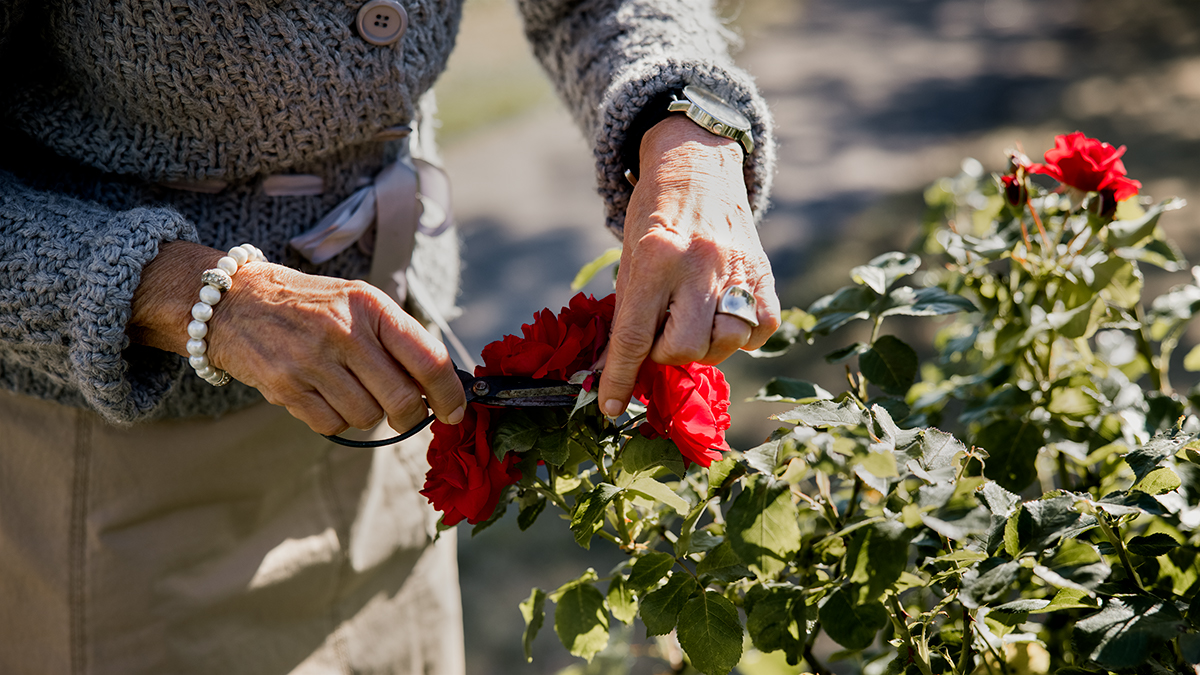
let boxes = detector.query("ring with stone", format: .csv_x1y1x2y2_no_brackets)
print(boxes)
716,284,759,327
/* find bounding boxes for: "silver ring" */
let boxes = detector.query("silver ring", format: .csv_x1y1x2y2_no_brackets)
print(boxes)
716,285,758,327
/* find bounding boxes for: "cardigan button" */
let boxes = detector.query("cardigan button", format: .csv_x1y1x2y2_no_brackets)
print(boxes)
356,0,408,46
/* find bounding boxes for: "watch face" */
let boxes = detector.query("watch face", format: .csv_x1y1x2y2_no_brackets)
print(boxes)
683,85,751,131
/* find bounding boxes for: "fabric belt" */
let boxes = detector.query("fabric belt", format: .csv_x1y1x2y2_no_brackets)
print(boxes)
162,132,477,369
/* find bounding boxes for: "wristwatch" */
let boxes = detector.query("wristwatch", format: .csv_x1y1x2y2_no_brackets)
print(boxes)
667,85,755,155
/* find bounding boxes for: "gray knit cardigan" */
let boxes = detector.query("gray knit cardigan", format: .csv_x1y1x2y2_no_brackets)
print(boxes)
0,0,775,425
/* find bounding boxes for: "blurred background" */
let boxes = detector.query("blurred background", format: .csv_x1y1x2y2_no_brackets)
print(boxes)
430,0,1200,672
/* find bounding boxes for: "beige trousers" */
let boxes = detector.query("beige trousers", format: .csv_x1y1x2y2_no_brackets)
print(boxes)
0,390,464,675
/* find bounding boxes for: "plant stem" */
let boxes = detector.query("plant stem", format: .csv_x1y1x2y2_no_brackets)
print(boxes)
1096,511,1144,591
613,494,632,545
1026,194,1053,252
802,642,835,675
956,605,973,675
1133,304,1164,394
888,596,935,675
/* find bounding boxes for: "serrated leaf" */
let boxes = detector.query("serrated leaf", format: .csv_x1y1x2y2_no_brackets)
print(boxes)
879,286,978,317
677,592,744,675
621,433,686,478
1126,533,1180,557
627,551,676,593
1106,197,1184,248
639,572,698,636
750,377,833,403
860,335,918,396
1073,595,1188,670
569,483,623,549
846,519,913,601
744,439,782,475
1134,466,1182,495
696,541,752,582
825,342,869,364
492,413,542,460
520,587,547,663
1126,432,1192,482
625,476,689,516
960,558,1020,608
773,398,867,427
725,474,801,579
745,584,806,662
818,588,888,650
607,576,637,625
517,493,546,531
975,419,1043,492
571,247,621,291
978,482,1020,517
851,251,921,294
553,581,610,662
707,456,742,498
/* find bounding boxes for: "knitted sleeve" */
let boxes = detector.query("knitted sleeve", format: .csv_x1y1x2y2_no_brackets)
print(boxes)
0,170,199,424
515,0,776,236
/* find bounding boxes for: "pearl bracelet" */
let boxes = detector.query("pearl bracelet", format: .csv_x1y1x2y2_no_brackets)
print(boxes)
186,244,267,386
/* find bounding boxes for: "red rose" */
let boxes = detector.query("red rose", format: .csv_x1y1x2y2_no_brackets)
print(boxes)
480,293,616,380
634,361,732,468
1027,132,1141,202
1000,173,1027,206
420,406,521,526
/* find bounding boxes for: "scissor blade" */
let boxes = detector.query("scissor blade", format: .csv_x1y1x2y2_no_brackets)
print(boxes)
463,372,582,408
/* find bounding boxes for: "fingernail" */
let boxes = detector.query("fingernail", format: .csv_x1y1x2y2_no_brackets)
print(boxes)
447,405,465,425
602,399,624,419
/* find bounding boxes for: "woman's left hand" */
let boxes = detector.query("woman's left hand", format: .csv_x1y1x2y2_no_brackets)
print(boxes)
598,114,780,418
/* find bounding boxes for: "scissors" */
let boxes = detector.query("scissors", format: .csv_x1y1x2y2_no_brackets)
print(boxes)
324,367,583,448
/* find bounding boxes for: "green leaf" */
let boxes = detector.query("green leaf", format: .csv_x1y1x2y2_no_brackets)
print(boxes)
621,433,686,478
639,572,699,636
533,425,571,467
627,551,676,593
696,541,752,582
751,308,810,358
553,581,610,662
1022,494,1094,553
773,398,867,428
745,585,807,662
676,591,744,675
569,483,623,549
1073,595,1188,670
846,519,913,602
807,285,878,335
625,476,689,516
860,335,918,396
851,252,921,294
1185,344,1200,372
571,246,621,291
1106,197,1184,248
818,587,888,650
1126,533,1180,557
707,457,743,498
750,377,833,403
492,413,542,460
919,428,968,474
517,492,547,531
1046,297,1102,340
1134,466,1182,495
825,342,869,364
1181,632,1200,666
960,558,1020,608
975,419,1043,492
878,286,978,317
520,587,547,662
1042,587,1101,613
725,474,801,579
606,576,637,625
1126,432,1191,482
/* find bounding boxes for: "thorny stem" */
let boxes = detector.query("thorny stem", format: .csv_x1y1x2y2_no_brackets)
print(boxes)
956,606,973,674
888,596,935,675
1026,194,1053,252
1096,511,1145,591
613,494,633,545
533,477,571,511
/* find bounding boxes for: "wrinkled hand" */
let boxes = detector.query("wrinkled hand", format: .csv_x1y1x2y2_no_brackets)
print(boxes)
129,241,466,436
597,115,780,418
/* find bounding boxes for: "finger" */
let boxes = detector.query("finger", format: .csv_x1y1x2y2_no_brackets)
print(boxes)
700,314,754,365
599,281,670,418
317,369,387,431
744,272,782,351
346,345,435,433
375,304,467,424
285,390,351,437
649,293,712,365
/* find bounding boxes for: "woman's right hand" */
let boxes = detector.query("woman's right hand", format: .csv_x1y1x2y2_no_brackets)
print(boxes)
129,241,466,436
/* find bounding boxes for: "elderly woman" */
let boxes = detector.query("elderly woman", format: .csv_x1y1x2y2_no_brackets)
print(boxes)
0,0,777,672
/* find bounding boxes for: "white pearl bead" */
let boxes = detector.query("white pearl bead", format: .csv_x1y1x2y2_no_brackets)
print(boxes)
229,246,250,265
195,365,215,379
216,256,238,275
189,355,210,370
206,370,226,383
191,302,213,322
198,284,222,306
186,338,207,355
187,320,208,339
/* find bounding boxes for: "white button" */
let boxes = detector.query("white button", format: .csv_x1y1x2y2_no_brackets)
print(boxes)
356,0,408,46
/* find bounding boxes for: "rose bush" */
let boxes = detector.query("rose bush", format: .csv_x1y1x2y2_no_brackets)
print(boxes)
437,133,1200,675
421,406,520,526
